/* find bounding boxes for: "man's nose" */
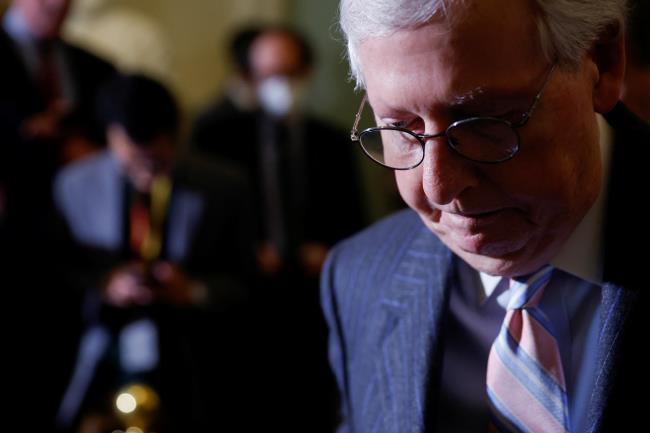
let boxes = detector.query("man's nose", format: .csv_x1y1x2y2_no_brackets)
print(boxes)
420,136,479,205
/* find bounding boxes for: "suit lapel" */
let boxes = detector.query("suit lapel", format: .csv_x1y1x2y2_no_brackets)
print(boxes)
165,186,204,262
587,283,639,433
590,104,648,431
374,227,453,433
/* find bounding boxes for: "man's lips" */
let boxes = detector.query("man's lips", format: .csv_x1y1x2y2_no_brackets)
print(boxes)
427,207,533,256
439,209,509,230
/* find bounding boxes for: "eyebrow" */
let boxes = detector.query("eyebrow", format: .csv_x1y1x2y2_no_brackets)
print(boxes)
448,86,532,114
451,86,487,106
371,84,535,121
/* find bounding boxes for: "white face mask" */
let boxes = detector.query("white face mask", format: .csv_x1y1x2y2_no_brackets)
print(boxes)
256,75,306,117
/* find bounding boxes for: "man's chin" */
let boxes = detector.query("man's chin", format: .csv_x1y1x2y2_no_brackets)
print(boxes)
455,248,553,278
445,228,530,258
443,236,544,277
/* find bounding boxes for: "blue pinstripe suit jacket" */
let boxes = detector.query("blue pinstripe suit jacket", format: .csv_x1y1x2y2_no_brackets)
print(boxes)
322,208,644,433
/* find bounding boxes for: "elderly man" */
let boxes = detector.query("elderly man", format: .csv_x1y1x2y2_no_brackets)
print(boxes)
322,1,648,432
0,1,115,427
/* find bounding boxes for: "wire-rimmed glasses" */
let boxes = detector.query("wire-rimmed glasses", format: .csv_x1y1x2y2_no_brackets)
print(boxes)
350,64,557,170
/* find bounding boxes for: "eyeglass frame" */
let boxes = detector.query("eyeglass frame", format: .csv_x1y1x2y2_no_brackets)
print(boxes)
350,63,557,170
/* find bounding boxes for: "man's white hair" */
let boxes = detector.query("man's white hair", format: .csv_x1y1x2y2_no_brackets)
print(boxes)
340,0,627,88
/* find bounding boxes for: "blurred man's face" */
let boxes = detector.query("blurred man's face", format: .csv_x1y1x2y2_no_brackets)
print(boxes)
14,0,71,40
108,125,175,193
358,0,611,277
249,31,310,117
249,32,305,81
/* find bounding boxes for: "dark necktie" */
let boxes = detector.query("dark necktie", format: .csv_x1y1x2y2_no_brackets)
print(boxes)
36,42,63,104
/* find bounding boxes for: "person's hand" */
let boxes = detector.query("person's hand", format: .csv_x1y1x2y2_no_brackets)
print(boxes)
256,241,283,276
20,100,69,141
150,261,199,306
299,242,329,277
102,261,154,308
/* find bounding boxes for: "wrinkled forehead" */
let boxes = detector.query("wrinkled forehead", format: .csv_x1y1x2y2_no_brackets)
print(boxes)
357,0,544,112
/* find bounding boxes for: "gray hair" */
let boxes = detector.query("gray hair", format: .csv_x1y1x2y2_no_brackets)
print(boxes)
340,0,627,88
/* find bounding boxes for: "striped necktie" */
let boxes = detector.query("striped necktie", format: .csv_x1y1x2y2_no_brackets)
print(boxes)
486,266,570,433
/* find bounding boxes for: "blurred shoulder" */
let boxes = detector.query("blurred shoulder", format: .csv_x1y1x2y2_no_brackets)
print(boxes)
55,151,115,187
62,41,116,74
174,152,250,194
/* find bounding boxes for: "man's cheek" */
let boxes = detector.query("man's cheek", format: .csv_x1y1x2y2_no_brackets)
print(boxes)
395,173,420,207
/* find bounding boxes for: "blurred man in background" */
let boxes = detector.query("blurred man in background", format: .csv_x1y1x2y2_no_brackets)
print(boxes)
1,0,115,228
0,1,116,428
193,25,365,278
192,25,365,433
54,74,254,433
191,25,261,139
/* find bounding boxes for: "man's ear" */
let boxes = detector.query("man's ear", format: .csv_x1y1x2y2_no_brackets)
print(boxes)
589,23,626,114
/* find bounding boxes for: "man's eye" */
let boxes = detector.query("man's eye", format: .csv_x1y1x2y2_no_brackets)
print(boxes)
389,118,424,132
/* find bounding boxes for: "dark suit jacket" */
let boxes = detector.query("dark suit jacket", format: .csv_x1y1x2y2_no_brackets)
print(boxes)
321,104,648,433
192,99,361,433
52,150,256,431
191,101,366,253
0,29,115,145
0,29,116,257
0,31,116,430
53,150,255,310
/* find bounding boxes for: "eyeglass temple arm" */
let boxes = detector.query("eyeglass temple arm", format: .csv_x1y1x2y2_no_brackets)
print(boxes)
518,63,557,126
350,94,368,141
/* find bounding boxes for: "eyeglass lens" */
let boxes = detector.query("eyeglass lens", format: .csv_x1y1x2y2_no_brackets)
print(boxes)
359,118,519,169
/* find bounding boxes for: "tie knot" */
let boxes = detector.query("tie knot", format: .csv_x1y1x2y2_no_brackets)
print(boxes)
506,265,554,310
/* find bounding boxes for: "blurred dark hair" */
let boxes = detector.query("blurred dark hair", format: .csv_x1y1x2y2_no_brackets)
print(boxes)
627,0,650,67
228,24,315,74
229,26,263,75
98,74,179,145
268,25,314,70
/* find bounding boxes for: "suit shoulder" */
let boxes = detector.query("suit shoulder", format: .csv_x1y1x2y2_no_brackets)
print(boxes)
337,208,424,252
324,209,432,288
53,152,116,215
56,151,113,183
63,42,115,74
321,209,448,350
